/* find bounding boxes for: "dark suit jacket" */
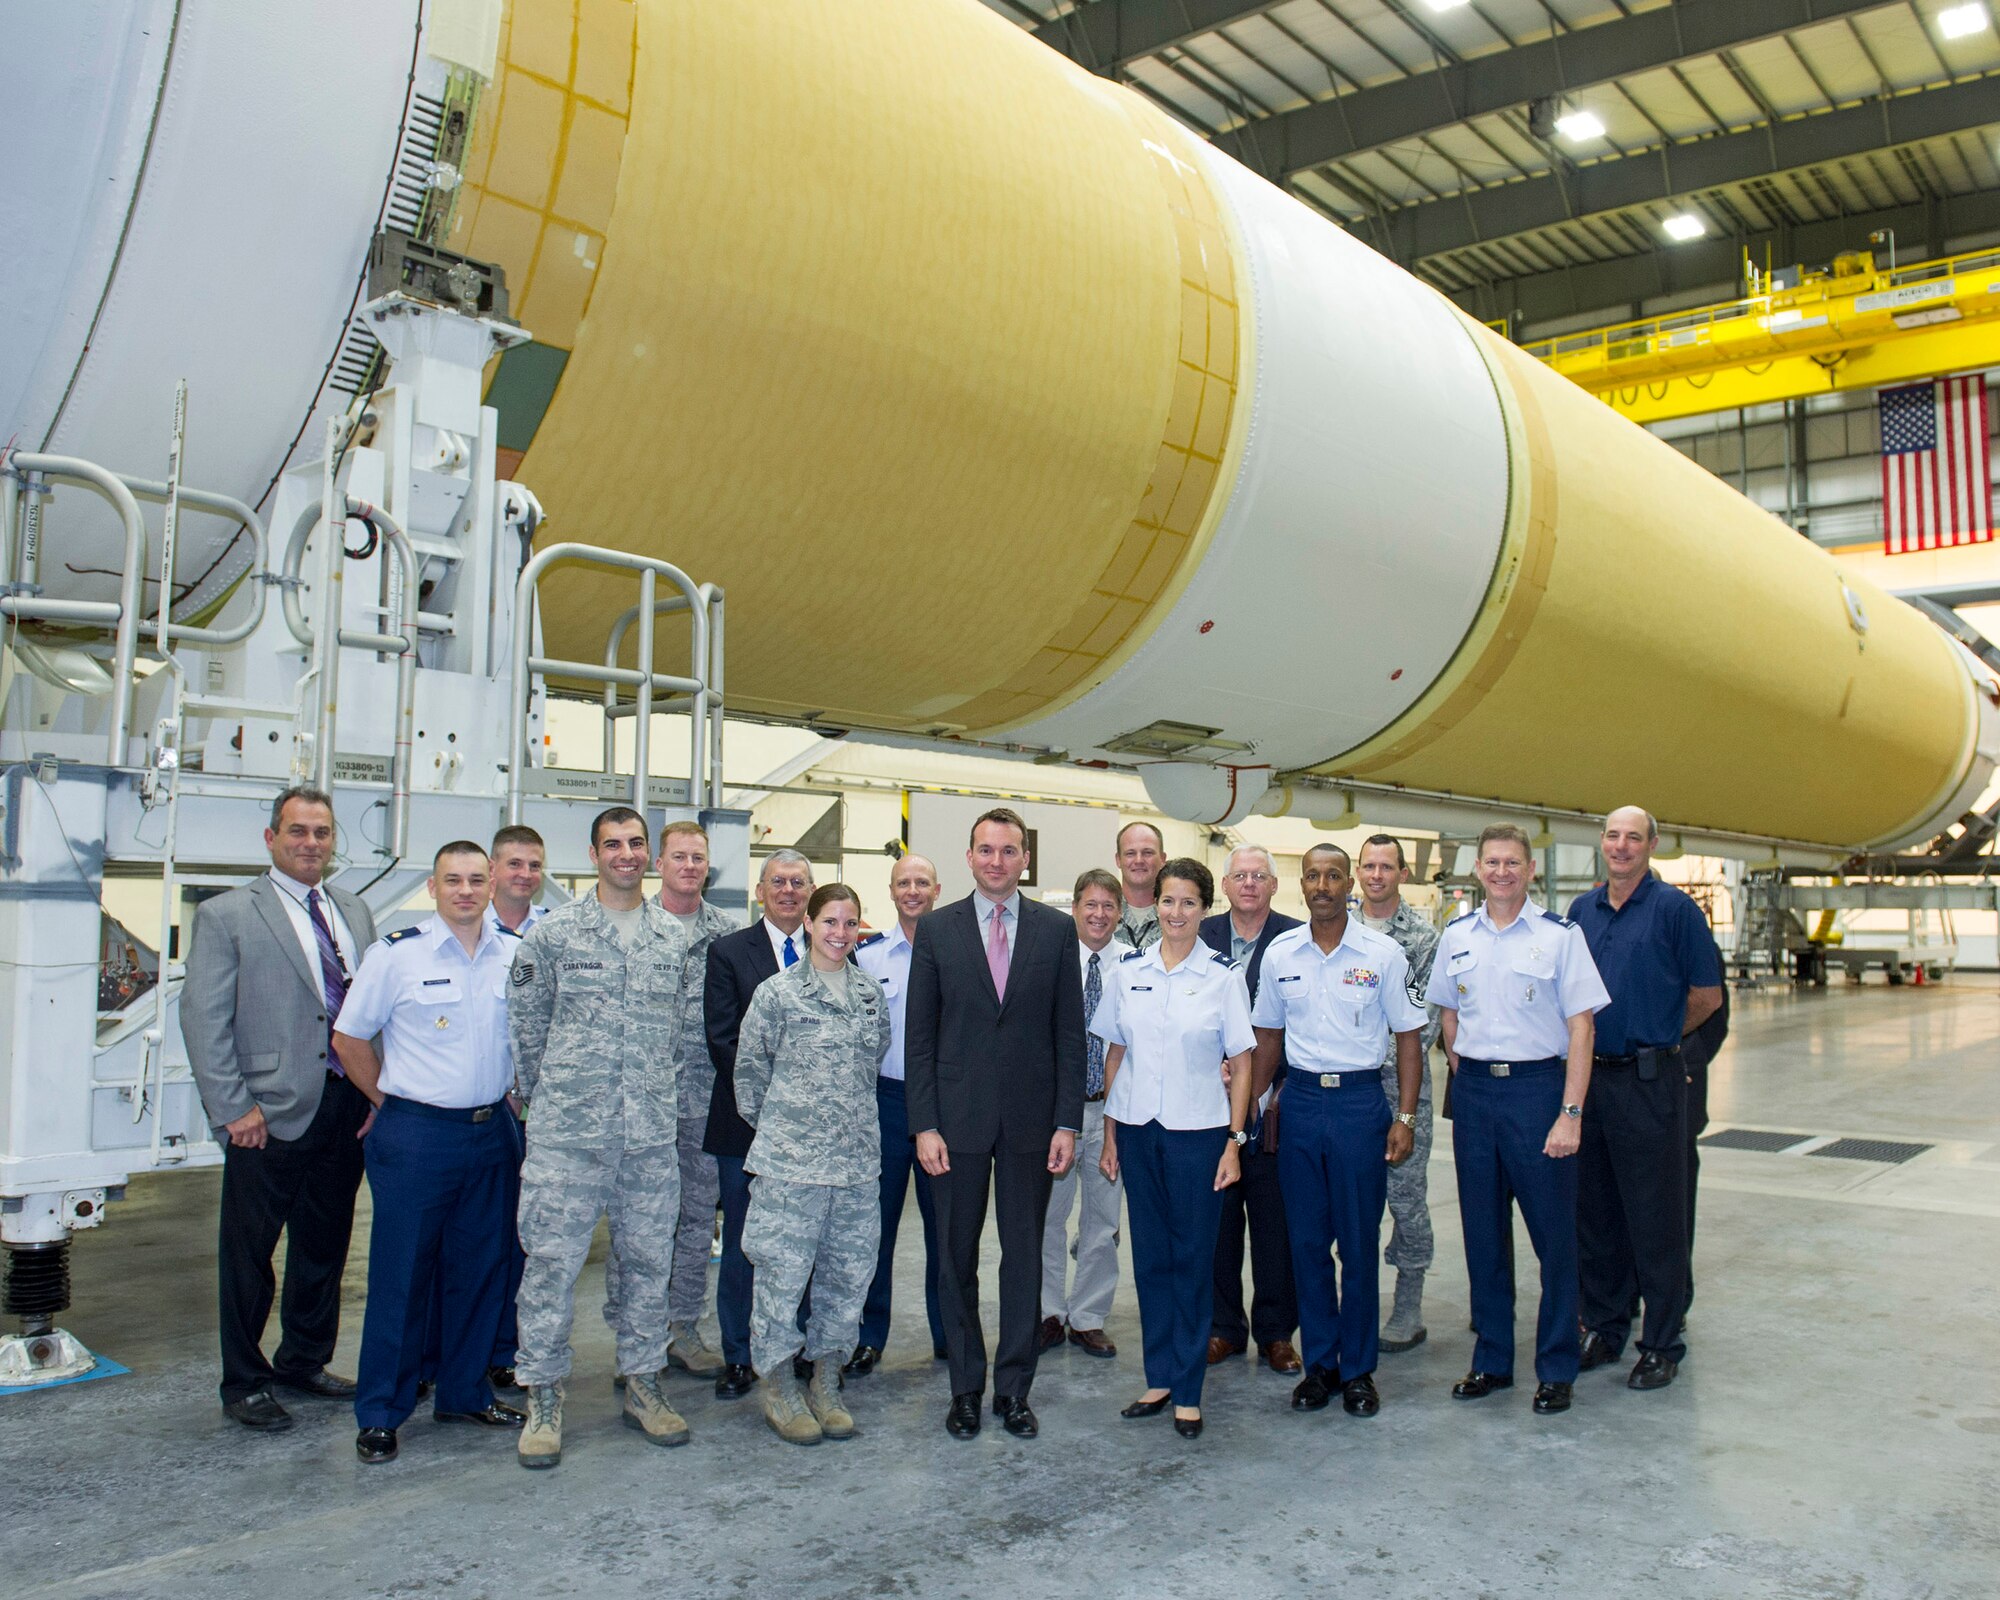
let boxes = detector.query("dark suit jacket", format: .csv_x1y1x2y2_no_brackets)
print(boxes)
702,920,782,1158
905,893,1086,1155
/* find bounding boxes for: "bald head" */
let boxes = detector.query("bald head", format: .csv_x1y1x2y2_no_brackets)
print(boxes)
1605,805,1658,842
887,852,941,928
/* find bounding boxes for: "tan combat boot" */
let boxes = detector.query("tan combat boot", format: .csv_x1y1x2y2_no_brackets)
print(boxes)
666,1321,725,1378
518,1382,563,1470
622,1371,691,1447
807,1359,856,1439
760,1374,823,1446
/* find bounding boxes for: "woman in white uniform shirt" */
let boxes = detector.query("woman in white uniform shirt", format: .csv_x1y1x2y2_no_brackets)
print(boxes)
1095,858,1256,1438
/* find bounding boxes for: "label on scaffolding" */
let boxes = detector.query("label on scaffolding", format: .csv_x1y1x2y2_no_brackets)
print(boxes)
332,752,392,784
521,770,691,806
1854,279,1953,314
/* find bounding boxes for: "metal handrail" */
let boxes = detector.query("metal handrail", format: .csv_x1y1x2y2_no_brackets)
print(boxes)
0,452,145,765
508,542,718,823
121,476,268,647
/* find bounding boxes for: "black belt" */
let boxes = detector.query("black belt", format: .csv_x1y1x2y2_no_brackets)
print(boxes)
1593,1045,1681,1068
383,1093,508,1124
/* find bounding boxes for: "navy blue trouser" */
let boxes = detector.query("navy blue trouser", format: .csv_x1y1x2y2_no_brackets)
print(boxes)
1452,1059,1580,1385
419,1106,525,1380
1277,1075,1390,1380
1119,1119,1228,1408
356,1096,513,1429
858,1077,944,1354
717,1152,806,1368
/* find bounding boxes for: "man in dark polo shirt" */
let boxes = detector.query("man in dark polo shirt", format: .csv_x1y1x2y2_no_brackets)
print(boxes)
1567,806,1723,1393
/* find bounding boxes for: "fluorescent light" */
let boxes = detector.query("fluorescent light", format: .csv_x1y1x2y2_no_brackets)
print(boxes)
1555,109,1606,142
1662,212,1706,241
1422,0,1471,11
1938,3,1989,38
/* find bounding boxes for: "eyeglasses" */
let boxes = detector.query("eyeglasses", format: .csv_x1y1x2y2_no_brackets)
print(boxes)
1224,871,1272,884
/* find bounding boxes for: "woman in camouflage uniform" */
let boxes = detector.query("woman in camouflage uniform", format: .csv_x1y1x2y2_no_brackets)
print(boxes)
735,884,891,1444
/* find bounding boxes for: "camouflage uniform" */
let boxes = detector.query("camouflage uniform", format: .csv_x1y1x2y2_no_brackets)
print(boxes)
603,898,738,1331
1371,900,1442,1275
734,959,891,1378
1116,901,1160,953
508,894,689,1384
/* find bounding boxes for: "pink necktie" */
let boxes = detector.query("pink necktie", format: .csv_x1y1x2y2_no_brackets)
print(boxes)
987,903,1009,1002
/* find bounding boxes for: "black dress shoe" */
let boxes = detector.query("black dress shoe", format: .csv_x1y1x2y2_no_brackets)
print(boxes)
714,1364,757,1399
416,1380,435,1402
273,1367,357,1400
436,1401,527,1427
487,1365,521,1391
946,1392,983,1439
1533,1381,1573,1414
1290,1369,1334,1411
223,1391,294,1432
1173,1414,1204,1439
1452,1371,1515,1400
1120,1394,1171,1419
932,1345,950,1361
993,1395,1038,1438
355,1427,398,1464
842,1345,882,1377
1578,1330,1618,1372
1341,1374,1380,1417
1627,1351,1678,1390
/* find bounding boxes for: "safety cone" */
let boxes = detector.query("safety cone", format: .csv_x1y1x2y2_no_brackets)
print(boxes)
1912,963,1927,987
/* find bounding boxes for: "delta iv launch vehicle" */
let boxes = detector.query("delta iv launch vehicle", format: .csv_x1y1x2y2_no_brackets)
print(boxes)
8,0,1996,857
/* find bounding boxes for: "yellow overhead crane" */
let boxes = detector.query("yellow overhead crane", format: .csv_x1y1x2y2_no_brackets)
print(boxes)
1517,244,2000,425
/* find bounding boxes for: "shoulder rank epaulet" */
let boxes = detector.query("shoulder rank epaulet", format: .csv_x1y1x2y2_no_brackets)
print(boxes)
1120,947,1146,962
384,927,422,945
857,931,886,948
496,922,524,938
1539,908,1575,928
1213,951,1237,969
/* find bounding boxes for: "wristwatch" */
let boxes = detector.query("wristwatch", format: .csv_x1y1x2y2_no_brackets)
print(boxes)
1561,1103,1583,1119
1394,1112,1418,1128
1228,1128,1249,1146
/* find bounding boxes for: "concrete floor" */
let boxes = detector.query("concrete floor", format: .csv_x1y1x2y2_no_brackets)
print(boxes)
6,977,1999,1599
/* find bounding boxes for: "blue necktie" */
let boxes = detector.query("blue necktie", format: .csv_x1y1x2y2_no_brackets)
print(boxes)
1084,951,1104,1098
782,933,798,968
306,888,350,1072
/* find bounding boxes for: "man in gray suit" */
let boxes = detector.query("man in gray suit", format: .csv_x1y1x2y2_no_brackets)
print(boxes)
184,786,377,1430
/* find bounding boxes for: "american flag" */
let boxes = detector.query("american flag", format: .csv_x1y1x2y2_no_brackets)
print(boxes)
1878,375,1993,554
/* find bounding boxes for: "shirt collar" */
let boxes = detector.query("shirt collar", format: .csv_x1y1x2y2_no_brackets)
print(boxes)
974,889,1021,921
1131,938,1216,975
269,867,324,905
423,912,501,960
1475,898,1546,934
763,916,804,951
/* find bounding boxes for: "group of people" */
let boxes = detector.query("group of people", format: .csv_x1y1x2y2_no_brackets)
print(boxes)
184,792,1723,1467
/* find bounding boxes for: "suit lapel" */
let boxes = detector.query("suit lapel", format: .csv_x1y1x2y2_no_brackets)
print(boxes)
752,923,780,980
252,876,321,1000
961,897,1001,1009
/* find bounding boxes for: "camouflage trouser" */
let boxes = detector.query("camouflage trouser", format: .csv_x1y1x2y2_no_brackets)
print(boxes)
516,1140,679,1385
742,1174,879,1379
1382,1059,1436,1274
601,1114,719,1330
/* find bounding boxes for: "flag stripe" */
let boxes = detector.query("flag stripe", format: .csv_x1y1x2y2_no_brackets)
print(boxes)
1880,374,1994,554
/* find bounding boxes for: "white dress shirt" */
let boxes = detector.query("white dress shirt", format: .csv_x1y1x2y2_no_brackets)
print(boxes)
855,923,914,1081
336,916,515,1107
1252,920,1427,1072
267,868,360,1004
1090,940,1255,1130
1425,900,1610,1062
762,916,805,970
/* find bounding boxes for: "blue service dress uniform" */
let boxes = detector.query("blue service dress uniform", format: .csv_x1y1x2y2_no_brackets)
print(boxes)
1250,921,1426,1385
1426,901,1609,1387
1090,940,1255,1409
340,916,520,1429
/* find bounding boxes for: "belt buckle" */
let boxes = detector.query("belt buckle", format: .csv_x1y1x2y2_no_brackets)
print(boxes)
1491,1062,1511,1078
473,1106,493,1123
1318,1072,1337,1089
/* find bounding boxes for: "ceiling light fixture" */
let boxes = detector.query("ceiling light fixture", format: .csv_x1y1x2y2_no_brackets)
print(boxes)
1662,213,1706,241
1422,0,1472,13
1937,3,1990,38
1555,109,1606,142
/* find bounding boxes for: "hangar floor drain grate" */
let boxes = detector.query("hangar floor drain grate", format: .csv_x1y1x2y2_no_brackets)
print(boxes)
1698,1128,1810,1153
1806,1137,1932,1165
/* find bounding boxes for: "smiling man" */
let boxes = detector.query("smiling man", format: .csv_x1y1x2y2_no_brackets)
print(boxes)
1114,821,1166,952
1567,806,1723,1394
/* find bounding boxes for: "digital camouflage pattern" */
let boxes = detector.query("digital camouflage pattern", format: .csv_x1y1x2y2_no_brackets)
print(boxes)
733,960,890,1186
742,1175,880,1379
1374,898,1441,1275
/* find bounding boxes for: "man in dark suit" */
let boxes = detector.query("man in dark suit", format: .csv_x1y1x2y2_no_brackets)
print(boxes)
906,807,1086,1440
1200,845,1303,1375
183,786,377,1430
702,849,813,1397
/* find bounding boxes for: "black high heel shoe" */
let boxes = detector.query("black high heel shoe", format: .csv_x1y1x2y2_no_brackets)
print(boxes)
1120,1394,1171,1419
1173,1411,1204,1439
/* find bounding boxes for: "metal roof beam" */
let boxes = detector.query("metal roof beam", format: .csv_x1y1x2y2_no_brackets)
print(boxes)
1379,74,2000,263
1453,185,2000,329
1032,1,1289,72
1186,0,1889,179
